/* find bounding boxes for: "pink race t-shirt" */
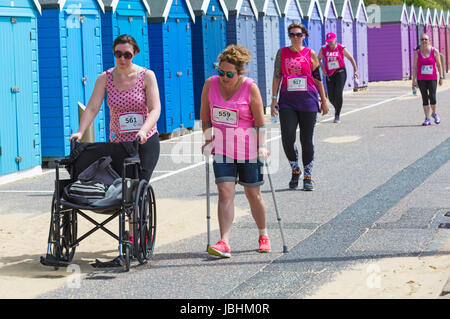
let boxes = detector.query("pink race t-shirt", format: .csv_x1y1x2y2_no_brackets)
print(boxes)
208,76,258,160
417,47,438,81
321,43,346,76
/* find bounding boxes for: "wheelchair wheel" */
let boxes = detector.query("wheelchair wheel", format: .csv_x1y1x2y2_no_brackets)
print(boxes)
140,183,157,260
47,194,77,269
133,180,147,265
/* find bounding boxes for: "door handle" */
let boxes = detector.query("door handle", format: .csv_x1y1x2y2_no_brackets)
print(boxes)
11,86,20,93
213,62,219,69
81,77,88,84
177,72,182,77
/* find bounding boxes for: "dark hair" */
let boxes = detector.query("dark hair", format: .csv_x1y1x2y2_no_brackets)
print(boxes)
113,34,140,54
288,22,308,37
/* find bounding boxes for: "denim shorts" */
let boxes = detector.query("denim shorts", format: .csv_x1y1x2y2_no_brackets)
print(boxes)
212,154,264,187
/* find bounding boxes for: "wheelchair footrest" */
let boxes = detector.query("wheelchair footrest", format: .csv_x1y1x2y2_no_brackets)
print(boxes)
91,256,124,268
40,255,71,268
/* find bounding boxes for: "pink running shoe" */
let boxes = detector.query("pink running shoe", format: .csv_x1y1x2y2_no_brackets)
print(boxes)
258,235,272,253
208,240,231,258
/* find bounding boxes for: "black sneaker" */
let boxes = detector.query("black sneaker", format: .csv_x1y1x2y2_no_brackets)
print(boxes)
289,169,302,189
303,176,314,191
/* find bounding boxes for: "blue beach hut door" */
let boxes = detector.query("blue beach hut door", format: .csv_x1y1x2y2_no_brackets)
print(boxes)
167,18,195,130
117,14,148,68
0,16,35,174
65,13,104,140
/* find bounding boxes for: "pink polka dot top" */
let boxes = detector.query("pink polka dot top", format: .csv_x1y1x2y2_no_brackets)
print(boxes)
106,67,158,142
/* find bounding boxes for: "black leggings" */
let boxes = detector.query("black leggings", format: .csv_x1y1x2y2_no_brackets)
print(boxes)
417,80,437,106
138,133,160,181
279,108,317,176
326,68,347,116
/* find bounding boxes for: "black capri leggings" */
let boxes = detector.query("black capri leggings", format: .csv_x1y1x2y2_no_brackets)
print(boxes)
138,133,160,181
417,80,437,106
326,68,347,116
279,108,317,173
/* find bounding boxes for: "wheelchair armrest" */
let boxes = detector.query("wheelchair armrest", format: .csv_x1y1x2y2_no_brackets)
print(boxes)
124,156,140,165
54,157,73,166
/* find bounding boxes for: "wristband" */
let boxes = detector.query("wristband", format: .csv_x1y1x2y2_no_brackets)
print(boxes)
271,95,277,100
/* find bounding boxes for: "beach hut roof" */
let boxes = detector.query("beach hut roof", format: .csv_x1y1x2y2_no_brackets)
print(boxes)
298,0,323,22
253,0,281,17
406,4,416,24
318,0,337,20
38,0,105,13
349,0,366,21
101,0,150,15
425,8,433,26
438,9,445,26
190,0,228,19
277,0,303,17
222,0,258,18
147,0,195,23
378,4,407,24
413,6,424,24
333,0,353,19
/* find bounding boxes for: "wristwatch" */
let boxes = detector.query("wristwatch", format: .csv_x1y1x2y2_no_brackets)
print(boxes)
271,95,277,100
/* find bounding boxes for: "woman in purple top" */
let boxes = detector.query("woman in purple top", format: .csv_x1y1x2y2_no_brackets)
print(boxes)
412,33,443,126
270,23,328,191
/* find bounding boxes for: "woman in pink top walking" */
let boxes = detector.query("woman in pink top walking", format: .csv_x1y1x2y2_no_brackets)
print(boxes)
412,33,443,126
318,32,358,123
200,45,271,258
70,35,161,181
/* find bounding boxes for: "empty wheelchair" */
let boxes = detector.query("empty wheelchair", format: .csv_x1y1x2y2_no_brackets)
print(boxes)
40,139,156,271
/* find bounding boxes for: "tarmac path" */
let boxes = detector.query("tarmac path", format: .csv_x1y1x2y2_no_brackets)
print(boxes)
0,80,449,300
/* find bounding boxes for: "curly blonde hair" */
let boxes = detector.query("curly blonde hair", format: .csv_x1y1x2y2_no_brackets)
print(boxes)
218,45,252,75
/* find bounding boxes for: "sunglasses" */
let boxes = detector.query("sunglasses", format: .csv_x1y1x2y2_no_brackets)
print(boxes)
114,50,133,60
420,38,429,41
218,69,235,79
289,32,303,38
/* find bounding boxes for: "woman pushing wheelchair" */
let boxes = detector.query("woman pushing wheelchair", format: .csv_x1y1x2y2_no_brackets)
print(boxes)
70,35,161,182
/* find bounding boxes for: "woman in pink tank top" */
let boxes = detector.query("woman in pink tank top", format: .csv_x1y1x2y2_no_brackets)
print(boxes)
412,33,443,126
318,32,358,123
271,23,328,192
70,35,161,181
200,45,272,257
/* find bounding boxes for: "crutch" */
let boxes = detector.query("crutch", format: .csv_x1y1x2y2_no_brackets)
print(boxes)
204,149,211,252
265,159,288,253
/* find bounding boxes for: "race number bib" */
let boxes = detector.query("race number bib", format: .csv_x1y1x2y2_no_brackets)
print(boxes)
287,77,307,91
421,65,433,75
119,112,144,132
328,61,340,70
212,106,238,127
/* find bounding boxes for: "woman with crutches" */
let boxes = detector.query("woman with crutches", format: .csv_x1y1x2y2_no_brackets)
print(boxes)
200,45,271,258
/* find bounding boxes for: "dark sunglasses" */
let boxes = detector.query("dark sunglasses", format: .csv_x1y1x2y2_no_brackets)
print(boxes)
114,50,133,59
218,69,235,79
289,32,303,38
420,38,429,41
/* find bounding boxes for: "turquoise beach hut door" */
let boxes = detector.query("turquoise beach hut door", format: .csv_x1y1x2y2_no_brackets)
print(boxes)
0,16,36,174
117,14,148,68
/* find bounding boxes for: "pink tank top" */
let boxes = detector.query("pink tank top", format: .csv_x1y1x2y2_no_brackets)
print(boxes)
208,75,257,160
106,67,157,142
417,47,437,81
321,43,346,76
280,46,317,92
